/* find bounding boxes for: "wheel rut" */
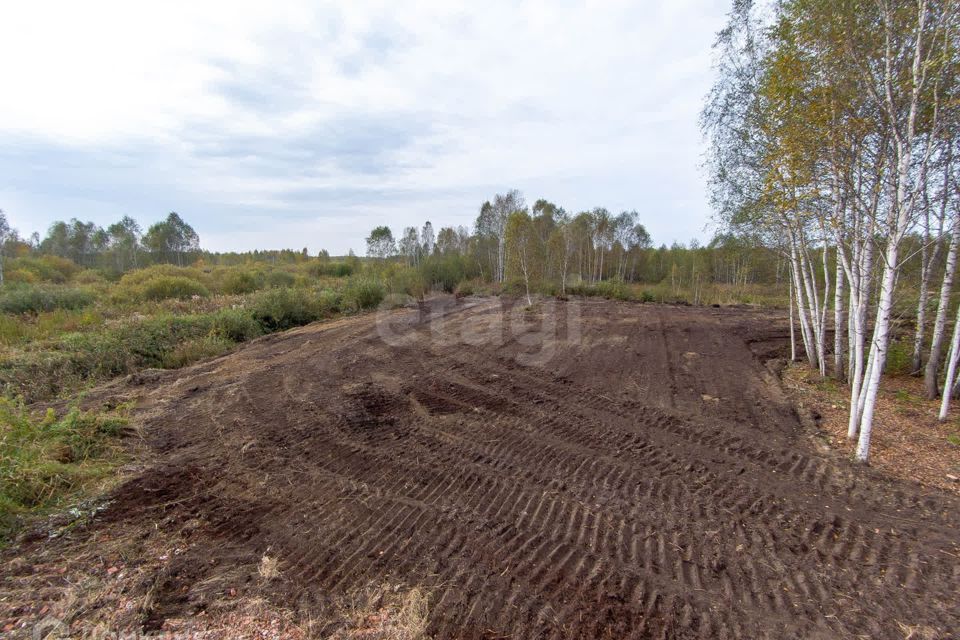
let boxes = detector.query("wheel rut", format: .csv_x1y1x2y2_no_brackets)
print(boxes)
11,297,959,639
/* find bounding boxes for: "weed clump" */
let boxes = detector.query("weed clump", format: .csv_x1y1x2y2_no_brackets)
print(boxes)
0,399,131,542
163,335,235,368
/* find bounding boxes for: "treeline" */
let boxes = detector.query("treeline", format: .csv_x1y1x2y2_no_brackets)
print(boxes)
0,199,795,299
0,211,200,280
364,190,788,302
0,210,353,281
702,0,959,461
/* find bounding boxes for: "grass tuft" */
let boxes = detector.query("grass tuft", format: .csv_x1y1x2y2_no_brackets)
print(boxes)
0,399,132,543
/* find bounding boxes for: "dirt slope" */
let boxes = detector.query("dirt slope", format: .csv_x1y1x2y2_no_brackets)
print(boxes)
5,297,960,638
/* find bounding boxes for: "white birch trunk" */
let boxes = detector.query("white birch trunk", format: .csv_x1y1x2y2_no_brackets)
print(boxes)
789,276,797,362
789,243,817,368
939,302,960,420
818,240,832,377
911,206,937,374
797,241,823,371
925,223,960,397
846,232,874,440
834,250,845,380
856,146,916,461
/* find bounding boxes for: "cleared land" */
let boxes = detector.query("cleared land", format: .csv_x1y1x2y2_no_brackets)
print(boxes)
3,297,959,638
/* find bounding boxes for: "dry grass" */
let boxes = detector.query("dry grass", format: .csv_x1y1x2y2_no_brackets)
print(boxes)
159,598,310,640
2,512,430,640
783,363,960,495
258,553,280,581
329,584,431,640
896,621,940,640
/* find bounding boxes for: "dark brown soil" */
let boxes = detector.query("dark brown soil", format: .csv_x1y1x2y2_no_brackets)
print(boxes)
4,297,959,638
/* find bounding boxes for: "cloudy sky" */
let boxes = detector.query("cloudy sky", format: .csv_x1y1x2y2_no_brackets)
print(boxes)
1,0,729,255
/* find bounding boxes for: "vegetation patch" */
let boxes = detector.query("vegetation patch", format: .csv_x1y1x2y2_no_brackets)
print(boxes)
162,335,235,368
251,288,324,331
0,285,95,315
137,275,210,302
343,277,386,311
0,399,132,543
221,269,262,295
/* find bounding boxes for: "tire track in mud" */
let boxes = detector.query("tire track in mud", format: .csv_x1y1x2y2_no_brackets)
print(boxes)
44,298,960,639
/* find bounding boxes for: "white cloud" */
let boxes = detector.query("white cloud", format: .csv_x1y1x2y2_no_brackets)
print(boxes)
0,0,730,253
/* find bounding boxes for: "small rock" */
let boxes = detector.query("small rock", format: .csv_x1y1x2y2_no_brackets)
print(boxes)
947,474,959,482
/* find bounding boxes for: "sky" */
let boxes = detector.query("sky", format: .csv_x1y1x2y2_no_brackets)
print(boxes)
0,0,730,255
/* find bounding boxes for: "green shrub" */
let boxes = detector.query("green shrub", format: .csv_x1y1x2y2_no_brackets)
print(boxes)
307,261,354,278
539,282,559,297
388,267,427,300
316,289,342,315
251,288,321,331
162,335,235,368
566,280,633,301
210,308,264,343
454,281,475,298
502,279,529,297
265,270,296,288
594,280,632,301
343,277,386,311
565,282,588,297
421,255,466,293
5,256,78,284
0,286,95,315
331,263,354,277
0,399,129,542
0,314,219,402
113,266,210,303
221,270,261,295
73,269,107,285
638,290,655,303
57,315,211,378
4,268,37,284
118,264,205,287
140,276,210,301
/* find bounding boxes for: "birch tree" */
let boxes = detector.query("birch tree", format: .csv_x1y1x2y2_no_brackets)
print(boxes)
505,211,541,306
492,190,526,283
924,140,960,397
851,0,952,461
705,0,959,460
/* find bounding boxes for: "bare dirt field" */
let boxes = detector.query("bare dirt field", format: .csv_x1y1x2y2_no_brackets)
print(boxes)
3,297,959,639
